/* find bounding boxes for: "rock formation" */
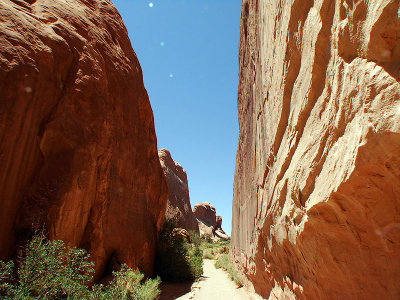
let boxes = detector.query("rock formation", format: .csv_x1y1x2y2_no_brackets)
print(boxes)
0,0,168,280
232,0,400,299
193,202,228,240
158,149,199,233
193,202,218,228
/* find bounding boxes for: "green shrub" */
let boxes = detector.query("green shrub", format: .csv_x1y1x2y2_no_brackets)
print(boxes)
154,221,203,282
200,239,230,259
202,249,215,260
93,264,161,300
0,232,160,300
188,230,201,247
0,233,93,299
215,254,243,287
202,233,213,243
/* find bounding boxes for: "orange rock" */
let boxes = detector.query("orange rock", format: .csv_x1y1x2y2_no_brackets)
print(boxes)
171,228,191,244
0,0,168,281
194,202,229,241
193,202,217,228
232,0,400,299
216,215,222,228
159,149,199,233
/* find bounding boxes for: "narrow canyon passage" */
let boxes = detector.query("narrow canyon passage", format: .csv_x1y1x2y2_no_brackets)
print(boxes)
0,0,399,299
161,260,261,300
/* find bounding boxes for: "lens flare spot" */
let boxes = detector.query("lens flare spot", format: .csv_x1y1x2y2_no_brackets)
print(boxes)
160,41,165,47
169,74,174,78
149,2,153,7
25,86,32,93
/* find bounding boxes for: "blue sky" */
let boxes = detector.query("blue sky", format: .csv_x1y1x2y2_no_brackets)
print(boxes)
112,0,241,235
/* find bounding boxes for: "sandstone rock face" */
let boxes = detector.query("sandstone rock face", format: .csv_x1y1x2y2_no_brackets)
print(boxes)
232,0,400,299
193,202,218,228
0,0,168,280
193,202,228,240
216,215,222,229
158,149,199,233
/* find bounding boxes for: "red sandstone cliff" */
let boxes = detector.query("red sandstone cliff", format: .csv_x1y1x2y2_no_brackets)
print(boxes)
158,149,199,233
0,0,168,280
232,0,400,299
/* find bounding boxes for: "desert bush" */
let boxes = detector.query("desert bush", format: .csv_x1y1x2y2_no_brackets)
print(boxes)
0,232,160,300
202,233,213,243
202,248,215,260
92,264,161,300
215,254,243,287
188,230,201,247
154,221,203,282
0,232,93,299
200,239,230,259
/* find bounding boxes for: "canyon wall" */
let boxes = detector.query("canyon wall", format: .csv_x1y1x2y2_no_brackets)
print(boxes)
0,0,168,280
232,0,400,299
159,149,199,233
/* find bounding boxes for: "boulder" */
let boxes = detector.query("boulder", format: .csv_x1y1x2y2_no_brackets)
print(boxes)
159,149,199,233
193,202,217,228
232,0,400,299
193,202,228,241
171,228,191,244
0,0,168,281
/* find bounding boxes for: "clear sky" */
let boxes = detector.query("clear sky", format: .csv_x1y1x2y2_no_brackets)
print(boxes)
112,0,241,235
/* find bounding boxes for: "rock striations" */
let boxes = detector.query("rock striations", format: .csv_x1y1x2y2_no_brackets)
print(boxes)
232,0,400,299
158,149,199,233
0,0,168,280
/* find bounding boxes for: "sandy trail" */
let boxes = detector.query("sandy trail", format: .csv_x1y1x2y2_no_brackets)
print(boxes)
168,259,262,300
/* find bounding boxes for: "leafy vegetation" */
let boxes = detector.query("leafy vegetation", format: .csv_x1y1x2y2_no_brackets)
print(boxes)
214,254,243,287
187,230,201,247
154,221,203,282
93,265,161,300
196,238,242,287
0,232,160,300
201,233,213,243
200,239,230,260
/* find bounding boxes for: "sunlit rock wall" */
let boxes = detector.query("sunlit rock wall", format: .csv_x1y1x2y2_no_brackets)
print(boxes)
232,0,400,298
159,149,199,233
0,0,168,280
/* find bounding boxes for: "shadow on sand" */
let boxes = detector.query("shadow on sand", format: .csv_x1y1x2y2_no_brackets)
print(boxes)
159,276,208,300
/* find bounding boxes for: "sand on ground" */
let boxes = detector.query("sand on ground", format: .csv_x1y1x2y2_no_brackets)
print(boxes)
172,259,263,300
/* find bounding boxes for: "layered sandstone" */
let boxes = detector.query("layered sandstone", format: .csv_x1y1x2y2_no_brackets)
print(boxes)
232,0,400,299
159,149,199,233
0,0,168,280
194,202,228,240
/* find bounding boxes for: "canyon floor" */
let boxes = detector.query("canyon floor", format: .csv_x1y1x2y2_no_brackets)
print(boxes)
160,259,262,300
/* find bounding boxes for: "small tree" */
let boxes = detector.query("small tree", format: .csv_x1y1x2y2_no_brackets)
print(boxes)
154,221,203,282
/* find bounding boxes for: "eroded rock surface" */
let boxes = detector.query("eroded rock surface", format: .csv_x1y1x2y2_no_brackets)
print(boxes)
159,149,199,233
194,202,228,240
0,0,168,280
193,202,218,228
232,0,400,299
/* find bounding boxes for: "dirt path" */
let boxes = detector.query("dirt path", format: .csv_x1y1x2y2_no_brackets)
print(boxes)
163,259,262,300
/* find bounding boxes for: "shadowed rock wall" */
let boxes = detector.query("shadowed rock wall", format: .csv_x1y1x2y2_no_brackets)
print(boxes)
0,0,168,280
232,0,400,299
